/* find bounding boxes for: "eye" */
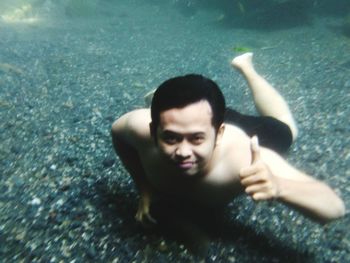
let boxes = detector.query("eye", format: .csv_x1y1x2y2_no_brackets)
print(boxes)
161,132,181,145
190,134,205,145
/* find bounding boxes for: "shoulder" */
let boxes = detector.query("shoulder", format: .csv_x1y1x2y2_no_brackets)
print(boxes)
204,124,251,185
111,108,151,142
221,124,250,150
219,124,252,170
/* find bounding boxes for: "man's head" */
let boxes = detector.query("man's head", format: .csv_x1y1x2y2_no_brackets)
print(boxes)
150,74,226,135
150,74,226,176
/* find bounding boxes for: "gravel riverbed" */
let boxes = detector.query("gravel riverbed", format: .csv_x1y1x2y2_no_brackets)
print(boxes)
0,1,349,262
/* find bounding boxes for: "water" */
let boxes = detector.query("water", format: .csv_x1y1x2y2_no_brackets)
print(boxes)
0,0,349,262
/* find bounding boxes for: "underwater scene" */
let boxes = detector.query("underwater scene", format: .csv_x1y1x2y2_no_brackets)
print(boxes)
0,0,349,262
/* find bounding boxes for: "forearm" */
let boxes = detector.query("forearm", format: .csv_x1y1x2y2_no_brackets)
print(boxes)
112,132,157,224
256,147,346,222
276,176,346,222
112,134,152,196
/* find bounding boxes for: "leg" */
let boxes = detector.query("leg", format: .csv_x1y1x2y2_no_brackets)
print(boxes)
231,53,298,141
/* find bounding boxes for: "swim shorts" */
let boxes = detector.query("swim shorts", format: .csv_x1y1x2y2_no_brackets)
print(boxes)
224,108,293,154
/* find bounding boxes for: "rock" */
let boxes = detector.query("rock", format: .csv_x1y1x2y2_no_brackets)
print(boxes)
87,246,97,259
30,197,41,206
60,177,72,191
102,158,115,168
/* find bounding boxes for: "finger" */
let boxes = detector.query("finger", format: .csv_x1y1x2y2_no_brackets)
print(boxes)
245,183,267,195
240,163,262,177
135,211,143,223
241,175,264,186
135,213,142,223
246,182,276,197
250,135,261,164
146,213,157,224
135,214,157,228
135,210,148,223
252,192,270,201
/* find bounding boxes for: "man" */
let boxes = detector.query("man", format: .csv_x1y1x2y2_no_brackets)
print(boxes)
111,53,345,232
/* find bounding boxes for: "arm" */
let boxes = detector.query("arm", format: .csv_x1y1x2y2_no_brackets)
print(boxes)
111,110,156,225
240,136,346,223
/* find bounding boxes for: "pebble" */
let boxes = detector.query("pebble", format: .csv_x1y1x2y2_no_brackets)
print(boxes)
30,197,42,206
102,158,115,168
15,230,26,241
157,240,168,252
55,198,65,207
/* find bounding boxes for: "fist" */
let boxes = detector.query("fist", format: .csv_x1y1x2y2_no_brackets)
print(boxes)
240,136,279,200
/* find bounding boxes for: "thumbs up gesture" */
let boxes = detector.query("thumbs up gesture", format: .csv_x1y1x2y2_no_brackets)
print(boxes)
240,136,280,200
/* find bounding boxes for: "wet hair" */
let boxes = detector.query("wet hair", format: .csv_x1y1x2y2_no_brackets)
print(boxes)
150,74,226,136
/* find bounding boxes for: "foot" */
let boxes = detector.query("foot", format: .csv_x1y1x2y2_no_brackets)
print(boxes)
231,52,254,72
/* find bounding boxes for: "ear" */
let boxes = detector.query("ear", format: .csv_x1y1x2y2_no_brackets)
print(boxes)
215,124,225,146
149,122,155,137
149,122,158,145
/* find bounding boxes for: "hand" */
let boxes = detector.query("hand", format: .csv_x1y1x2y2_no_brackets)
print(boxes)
135,192,157,227
240,136,280,200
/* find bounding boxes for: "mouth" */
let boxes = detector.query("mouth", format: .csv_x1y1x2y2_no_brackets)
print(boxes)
176,161,195,170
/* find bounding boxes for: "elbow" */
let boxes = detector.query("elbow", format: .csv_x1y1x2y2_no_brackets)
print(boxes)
319,198,346,224
111,119,124,141
331,198,346,219
111,120,124,149
111,119,120,136
111,124,118,144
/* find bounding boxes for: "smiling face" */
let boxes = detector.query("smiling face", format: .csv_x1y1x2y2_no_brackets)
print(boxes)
154,100,224,177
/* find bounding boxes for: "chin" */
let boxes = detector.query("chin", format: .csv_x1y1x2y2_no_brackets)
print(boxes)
181,169,204,178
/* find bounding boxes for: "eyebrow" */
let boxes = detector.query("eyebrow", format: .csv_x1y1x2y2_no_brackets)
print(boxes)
162,130,205,136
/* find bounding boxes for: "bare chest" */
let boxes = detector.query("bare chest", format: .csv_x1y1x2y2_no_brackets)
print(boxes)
139,147,243,206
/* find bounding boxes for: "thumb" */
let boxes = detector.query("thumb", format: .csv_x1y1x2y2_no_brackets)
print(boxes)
250,135,260,164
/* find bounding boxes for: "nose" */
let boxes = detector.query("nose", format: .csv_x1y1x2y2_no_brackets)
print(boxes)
175,141,192,158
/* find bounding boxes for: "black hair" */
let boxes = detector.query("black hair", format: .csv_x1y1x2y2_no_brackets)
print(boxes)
150,74,226,135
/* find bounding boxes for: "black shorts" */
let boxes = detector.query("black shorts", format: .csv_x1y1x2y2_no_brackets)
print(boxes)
224,108,293,154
